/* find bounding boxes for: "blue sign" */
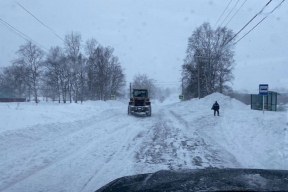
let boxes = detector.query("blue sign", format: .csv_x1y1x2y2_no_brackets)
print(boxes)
259,84,268,95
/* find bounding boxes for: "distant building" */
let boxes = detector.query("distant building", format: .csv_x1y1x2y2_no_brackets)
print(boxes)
0,91,26,102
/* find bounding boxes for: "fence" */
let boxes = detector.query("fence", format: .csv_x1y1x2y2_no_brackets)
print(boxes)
0,98,26,102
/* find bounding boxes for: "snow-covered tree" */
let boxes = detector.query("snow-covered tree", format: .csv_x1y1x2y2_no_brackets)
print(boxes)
182,22,235,99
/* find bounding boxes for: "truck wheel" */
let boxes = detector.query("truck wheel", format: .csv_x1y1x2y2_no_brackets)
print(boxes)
147,106,152,117
128,106,131,115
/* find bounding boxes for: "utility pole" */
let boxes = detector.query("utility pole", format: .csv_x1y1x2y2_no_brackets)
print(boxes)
129,83,132,98
181,78,184,95
197,61,201,99
195,54,217,99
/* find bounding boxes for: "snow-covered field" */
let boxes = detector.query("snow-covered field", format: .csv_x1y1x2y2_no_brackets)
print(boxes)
0,93,287,192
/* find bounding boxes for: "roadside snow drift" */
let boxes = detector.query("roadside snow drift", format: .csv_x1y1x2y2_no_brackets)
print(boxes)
0,93,287,192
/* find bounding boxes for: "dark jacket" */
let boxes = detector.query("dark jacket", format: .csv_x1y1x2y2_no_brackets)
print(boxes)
212,102,220,110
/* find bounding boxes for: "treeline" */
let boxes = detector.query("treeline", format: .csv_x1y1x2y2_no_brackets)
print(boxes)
0,32,126,103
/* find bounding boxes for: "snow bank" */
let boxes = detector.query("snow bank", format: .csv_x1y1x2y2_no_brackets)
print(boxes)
167,92,288,169
169,92,248,111
0,100,125,133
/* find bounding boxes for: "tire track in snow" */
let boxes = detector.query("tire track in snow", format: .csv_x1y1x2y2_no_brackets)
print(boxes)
169,109,241,168
79,150,117,192
133,108,189,173
133,106,241,175
3,107,153,192
78,112,156,192
0,108,125,191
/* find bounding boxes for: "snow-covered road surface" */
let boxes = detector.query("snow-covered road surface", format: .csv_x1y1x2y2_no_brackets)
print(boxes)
0,93,287,191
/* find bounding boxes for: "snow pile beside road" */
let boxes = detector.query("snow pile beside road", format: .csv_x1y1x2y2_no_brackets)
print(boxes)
169,92,248,111
0,100,125,133
0,99,130,192
168,92,287,169
202,92,248,110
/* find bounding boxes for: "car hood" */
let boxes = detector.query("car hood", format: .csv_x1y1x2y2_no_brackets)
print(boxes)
96,168,288,191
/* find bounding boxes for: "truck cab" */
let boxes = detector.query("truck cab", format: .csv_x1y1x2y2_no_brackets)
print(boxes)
128,89,151,116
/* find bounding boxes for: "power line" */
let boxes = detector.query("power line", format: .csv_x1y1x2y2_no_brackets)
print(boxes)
219,0,240,27
224,0,272,46
214,0,233,28
0,18,48,51
234,0,285,45
0,20,27,41
154,80,181,83
154,83,181,85
16,2,65,43
1,19,33,42
155,81,181,83
224,0,247,27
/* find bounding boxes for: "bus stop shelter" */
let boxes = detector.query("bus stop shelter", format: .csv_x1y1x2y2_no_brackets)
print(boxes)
251,91,278,111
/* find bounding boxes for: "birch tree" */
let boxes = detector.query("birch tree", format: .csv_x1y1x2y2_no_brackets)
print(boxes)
86,44,125,100
64,32,82,103
13,41,44,103
182,22,235,98
43,46,67,103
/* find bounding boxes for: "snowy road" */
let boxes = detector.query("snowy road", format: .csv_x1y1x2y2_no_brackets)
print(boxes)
0,93,287,191
1,107,149,191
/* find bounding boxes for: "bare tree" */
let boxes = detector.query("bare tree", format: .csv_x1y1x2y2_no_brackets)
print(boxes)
85,38,99,100
43,46,68,103
85,38,98,56
86,44,126,100
0,65,28,98
64,32,82,103
13,41,44,103
64,32,82,58
132,74,156,99
106,56,126,98
74,53,87,103
3,34,126,103
182,22,235,98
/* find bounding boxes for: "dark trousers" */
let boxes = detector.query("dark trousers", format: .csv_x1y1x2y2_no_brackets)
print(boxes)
214,109,219,116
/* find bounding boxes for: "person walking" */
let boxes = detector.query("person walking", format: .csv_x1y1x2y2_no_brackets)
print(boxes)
211,101,220,116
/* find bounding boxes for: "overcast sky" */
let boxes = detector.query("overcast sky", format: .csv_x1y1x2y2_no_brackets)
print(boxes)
0,0,287,93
